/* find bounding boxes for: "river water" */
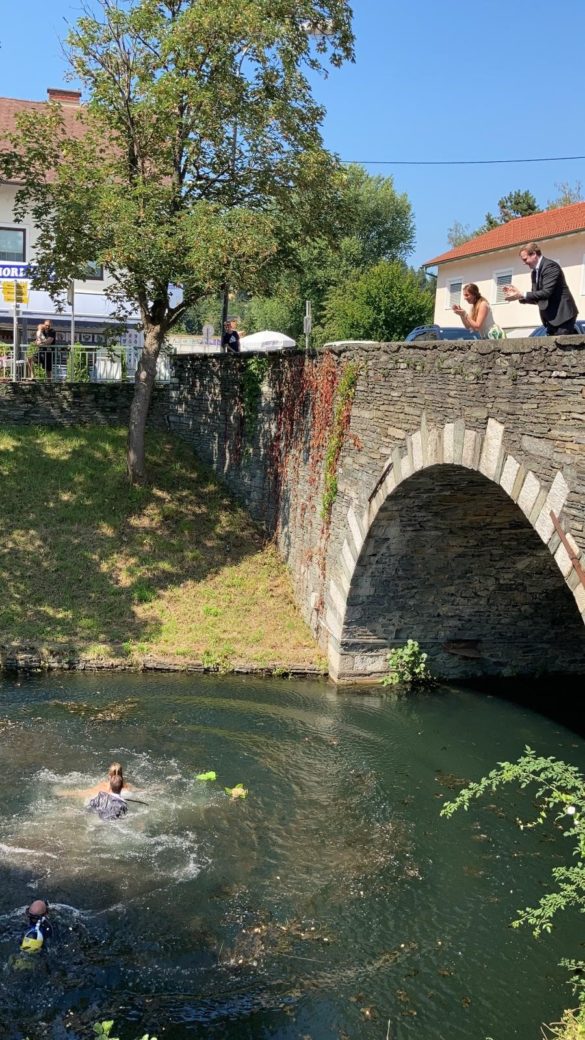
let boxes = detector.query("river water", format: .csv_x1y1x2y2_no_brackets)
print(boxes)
0,673,582,1040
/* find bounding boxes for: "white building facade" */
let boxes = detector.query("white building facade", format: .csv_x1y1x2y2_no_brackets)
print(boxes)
0,88,143,356
425,202,585,336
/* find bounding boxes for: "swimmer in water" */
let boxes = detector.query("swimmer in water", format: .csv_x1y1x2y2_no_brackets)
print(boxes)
57,761,134,800
20,899,52,953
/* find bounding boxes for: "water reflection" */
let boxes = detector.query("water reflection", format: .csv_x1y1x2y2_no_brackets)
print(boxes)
0,673,583,1039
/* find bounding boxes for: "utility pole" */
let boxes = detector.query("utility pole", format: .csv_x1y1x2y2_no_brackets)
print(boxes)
304,300,312,351
67,279,75,352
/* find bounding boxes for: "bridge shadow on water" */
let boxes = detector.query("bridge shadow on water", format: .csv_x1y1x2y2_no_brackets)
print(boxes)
460,673,585,738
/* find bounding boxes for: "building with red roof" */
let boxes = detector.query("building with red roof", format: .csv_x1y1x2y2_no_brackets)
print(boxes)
423,202,585,336
0,88,143,371
0,88,85,154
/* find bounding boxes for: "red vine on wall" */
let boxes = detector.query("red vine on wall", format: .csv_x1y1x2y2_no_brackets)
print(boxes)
266,351,359,625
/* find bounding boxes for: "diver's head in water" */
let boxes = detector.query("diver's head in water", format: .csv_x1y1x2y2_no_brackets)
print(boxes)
109,774,124,795
27,900,48,923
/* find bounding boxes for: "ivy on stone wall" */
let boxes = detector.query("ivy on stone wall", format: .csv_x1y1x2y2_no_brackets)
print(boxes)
321,361,359,522
241,355,270,443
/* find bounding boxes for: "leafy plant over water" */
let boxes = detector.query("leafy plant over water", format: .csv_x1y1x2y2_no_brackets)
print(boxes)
441,747,585,1030
92,1022,156,1040
542,1008,585,1040
381,639,432,687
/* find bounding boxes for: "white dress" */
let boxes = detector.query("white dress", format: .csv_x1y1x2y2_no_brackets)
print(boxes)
477,305,496,339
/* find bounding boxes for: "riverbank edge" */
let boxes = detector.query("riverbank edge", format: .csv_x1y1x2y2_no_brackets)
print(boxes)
0,643,328,679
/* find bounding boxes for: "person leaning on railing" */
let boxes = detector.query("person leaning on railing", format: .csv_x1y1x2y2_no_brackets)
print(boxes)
34,319,57,378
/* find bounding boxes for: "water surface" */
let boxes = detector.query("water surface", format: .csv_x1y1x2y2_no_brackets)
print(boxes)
0,673,582,1039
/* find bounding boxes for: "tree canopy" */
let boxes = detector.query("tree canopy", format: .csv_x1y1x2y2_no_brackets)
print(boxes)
447,182,585,249
316,260,435,344
447,189,541,247
1,0,354,482
237,163,417,341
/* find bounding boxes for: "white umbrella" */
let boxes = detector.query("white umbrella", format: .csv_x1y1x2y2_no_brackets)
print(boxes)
239,330,296,352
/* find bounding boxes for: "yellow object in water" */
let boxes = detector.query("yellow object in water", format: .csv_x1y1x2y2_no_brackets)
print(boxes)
224,784,248,799
20,923,44,952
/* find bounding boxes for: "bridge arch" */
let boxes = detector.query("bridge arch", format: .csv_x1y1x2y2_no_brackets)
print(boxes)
326,417,585,681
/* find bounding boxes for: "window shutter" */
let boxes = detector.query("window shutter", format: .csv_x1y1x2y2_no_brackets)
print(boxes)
495,272,512,304
449,281,462,307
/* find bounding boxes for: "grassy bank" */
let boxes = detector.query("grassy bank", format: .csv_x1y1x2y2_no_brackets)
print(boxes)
0,425,324,672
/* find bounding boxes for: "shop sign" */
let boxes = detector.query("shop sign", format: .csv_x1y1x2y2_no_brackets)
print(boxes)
0,263,31,279
2,281,29,303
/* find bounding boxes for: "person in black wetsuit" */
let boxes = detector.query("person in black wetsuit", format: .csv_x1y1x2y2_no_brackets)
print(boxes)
20,899,52,953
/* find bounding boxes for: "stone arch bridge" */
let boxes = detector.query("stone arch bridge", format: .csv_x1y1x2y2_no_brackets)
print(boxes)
169,336,585,682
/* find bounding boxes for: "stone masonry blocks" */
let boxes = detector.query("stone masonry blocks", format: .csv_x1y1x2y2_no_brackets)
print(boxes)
500,455,521,497
479,417,505,481
535,472,570,544
517,472,542,519
8,341,585,680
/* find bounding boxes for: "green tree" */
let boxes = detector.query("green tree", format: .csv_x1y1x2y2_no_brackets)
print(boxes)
447,219,474,248
441,747,585,1029
1,0,353,483
243,164,416,339
317,260,434,344
478,189,541,233
548,181,584,209
337,163,415,267
448,189,542,247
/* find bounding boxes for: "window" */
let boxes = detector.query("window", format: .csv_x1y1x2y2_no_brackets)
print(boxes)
84,261,103,280
448,280,462,308
494,270,513,304
0,227,25,262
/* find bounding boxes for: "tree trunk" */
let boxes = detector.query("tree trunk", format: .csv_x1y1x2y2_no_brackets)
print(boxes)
127,322,164,484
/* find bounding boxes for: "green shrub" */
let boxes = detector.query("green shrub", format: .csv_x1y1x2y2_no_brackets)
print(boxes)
67,343,90,382
442,747,585,1028
381,639,432,687
92,1023,156,1040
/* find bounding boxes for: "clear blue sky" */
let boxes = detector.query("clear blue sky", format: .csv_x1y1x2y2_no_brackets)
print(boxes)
2,0,585,268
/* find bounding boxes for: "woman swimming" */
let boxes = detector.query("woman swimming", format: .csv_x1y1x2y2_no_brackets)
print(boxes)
57,761,134,799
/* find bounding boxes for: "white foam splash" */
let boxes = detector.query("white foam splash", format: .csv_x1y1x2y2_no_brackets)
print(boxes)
0,842,58,860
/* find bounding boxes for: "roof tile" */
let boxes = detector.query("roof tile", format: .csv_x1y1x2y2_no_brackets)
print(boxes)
425,201,585,267
0,92,86,152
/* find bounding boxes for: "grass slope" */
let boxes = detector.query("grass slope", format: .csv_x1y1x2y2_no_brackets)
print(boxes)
0,426,323,671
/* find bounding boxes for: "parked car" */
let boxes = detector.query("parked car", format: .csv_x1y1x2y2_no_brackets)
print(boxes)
530,320,585,336
405,324,479,342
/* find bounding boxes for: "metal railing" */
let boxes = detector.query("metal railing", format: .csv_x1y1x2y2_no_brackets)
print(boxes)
0,344,172,383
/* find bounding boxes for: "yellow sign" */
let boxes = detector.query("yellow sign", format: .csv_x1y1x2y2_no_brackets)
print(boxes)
2,280,29,303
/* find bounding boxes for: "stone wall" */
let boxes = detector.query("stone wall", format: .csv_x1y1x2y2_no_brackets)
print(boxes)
0,380,170,428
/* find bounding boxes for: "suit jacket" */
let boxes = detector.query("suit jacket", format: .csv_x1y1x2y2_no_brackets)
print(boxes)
520,256,578,327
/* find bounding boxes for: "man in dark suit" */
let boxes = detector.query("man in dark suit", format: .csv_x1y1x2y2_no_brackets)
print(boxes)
503,241,579,333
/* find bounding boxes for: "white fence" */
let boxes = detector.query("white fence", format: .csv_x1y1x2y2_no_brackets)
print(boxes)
0,344,173,383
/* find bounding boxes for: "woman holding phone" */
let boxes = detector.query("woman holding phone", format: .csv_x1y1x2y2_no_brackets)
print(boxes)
452,283,496,338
